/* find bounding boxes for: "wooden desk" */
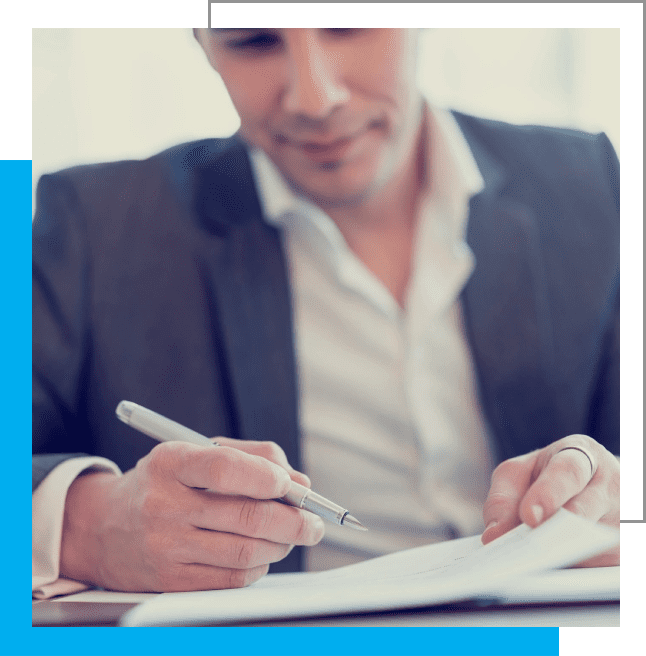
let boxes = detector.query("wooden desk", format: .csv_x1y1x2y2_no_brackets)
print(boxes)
32,599,619,628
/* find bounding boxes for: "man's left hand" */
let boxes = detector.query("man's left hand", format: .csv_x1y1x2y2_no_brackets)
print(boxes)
481,434,619,567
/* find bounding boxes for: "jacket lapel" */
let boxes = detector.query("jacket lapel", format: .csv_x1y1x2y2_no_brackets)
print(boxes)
457,118,558,462
188,140,301,470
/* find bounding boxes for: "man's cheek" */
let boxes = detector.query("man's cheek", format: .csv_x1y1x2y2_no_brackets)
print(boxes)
236,119,267,149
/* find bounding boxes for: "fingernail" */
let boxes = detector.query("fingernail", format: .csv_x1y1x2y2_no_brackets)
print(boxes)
278,469,292,493
311,516,325,543
531,505,544,524
485,520,498,532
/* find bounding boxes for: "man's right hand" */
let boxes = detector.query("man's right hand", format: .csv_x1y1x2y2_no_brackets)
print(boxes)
59,438,324,592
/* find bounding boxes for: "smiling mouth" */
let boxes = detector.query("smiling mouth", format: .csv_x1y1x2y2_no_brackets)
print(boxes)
302,137,353,161
274,119,382,165
302,136,352,152
296,131,368,164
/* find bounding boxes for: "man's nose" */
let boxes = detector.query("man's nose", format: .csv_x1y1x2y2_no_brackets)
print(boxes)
282,35,350,121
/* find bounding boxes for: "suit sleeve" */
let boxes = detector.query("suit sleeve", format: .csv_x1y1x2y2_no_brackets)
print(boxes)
585,133,620,456
586,287,619,455
32,172,94,491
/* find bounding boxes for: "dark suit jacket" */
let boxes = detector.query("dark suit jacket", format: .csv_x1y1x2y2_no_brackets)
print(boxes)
32,112,620,573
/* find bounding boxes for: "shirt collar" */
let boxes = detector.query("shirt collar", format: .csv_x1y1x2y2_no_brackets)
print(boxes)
428,105,484,204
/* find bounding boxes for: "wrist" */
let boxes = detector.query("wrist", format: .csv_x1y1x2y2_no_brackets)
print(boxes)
59,470,119,585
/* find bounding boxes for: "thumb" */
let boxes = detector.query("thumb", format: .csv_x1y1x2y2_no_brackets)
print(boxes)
481,452,538,544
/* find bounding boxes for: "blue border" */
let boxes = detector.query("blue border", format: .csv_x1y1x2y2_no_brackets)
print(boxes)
3,159,34,654
22,627,559,656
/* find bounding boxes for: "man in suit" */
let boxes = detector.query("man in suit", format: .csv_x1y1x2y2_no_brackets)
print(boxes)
32,29,619,595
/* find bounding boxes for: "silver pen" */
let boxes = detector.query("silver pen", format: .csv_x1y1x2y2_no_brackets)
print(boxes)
116,401,367,531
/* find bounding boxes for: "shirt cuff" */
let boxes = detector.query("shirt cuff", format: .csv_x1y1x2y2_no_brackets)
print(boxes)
32,456,122,599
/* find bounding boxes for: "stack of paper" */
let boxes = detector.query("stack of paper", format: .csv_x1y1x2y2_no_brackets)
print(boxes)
122,509,619,627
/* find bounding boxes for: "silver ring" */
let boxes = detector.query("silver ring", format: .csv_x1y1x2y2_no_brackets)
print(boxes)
557,446,596,479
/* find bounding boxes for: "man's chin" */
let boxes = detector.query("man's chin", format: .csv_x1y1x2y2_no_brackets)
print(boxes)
290,183,372,210
284,170,383,210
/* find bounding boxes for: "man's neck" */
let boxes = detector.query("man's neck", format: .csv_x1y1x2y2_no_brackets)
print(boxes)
323,109,429,307
326,108,428,233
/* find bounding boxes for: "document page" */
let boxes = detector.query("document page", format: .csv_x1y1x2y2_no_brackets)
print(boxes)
122,509,619,627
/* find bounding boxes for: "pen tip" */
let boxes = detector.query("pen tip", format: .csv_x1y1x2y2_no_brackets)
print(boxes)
343,514,368,531
116,401,132,421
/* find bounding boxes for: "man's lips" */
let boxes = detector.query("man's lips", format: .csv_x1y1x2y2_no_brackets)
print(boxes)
295,129,374,164
300,136,355,161
302,136,352,152
274,123,377,163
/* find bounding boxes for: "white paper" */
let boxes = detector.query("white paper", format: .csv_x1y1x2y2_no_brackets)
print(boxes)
492,567,619,604
121,509,619,627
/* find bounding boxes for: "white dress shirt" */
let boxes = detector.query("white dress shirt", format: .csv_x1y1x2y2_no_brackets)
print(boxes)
32,457,122,599
251,105,494,570
32,105,495,594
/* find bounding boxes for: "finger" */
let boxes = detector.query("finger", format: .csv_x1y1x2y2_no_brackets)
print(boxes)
518,448,596,528
214,437,312,488
481,452,538,544
571,544,619,568
189,492,325,546
173,529,294,570
151,441,293,499
560,482,610,523
150,562,270,592
286,469,311,488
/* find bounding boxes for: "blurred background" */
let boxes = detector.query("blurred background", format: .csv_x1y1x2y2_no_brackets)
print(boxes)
32,28,619,212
